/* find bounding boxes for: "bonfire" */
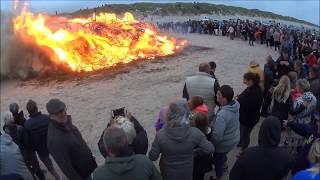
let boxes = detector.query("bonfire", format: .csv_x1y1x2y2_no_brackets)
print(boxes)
12,1,186,72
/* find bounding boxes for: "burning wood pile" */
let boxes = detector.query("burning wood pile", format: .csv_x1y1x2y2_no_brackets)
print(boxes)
12,1,187,73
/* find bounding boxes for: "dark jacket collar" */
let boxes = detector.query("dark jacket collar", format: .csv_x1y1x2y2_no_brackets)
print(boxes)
50,115,73,132
29,111,42,118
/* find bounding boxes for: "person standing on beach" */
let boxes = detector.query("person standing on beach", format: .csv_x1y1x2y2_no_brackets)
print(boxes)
183,63,219,121
46,99,97,180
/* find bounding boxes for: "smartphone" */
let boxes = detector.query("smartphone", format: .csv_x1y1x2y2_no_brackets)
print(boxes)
111,107,125,118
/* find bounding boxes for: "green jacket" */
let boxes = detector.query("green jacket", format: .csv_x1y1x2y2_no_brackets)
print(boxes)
93,154,161,180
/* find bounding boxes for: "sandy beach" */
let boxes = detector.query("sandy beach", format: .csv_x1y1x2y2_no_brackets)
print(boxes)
1,32,279,179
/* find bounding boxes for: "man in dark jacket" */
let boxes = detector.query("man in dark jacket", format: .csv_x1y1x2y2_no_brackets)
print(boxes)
25,100,60,180
230,116,293,180
93,127,161,180
46,98,97,180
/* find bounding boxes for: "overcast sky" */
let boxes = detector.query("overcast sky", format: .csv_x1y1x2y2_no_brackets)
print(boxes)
1,0,319,25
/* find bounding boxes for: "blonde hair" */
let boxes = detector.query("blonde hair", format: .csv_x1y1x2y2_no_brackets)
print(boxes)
113,116,136,144
308,139,320,173
273,76,291,103
308,139,320,164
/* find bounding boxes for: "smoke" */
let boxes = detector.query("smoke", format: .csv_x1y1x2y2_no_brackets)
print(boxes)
1,12,68,80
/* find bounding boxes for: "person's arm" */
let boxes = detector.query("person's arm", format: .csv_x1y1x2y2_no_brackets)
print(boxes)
150,160,162,180
211,113,226,145
148,134,161,161
290,102,306,115
50,142,83,180
287,122,314,138
197,130,214,154
182,83,189,100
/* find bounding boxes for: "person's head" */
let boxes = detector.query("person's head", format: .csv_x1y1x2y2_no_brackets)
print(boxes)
188,96,204,110
199,62,211,74
258,116,281,147
288,71,298,88
166,99,190,128
217,85,234,106
3,111,14,127
249,60,259,67
293,60,303,72
46,98,67,124
26,99,38,115
303,47,313,58
308,139,320,165
281,47,289,60
9,103,19,115
103,127,128,157
208,61,216,74
309,65,319,79
190,112,208,134
295,79,310,93
243,72,260,87
273,75,291,103
112,116,136,144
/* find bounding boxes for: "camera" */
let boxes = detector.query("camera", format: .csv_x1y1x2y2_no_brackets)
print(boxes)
111,107,126,118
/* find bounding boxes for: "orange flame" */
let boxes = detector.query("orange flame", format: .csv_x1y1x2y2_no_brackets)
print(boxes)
13,9,186,72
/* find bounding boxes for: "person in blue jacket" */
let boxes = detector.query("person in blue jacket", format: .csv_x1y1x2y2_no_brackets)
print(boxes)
292,139,320,180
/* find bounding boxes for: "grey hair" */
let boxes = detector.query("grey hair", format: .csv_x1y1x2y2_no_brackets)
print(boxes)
113,116,136,144
103,127,128,156
296,79,310,93
9,103,19,114
3,111,14,126
166,99,190,128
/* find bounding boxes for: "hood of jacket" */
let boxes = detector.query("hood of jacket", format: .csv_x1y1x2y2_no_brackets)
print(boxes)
220,100,240,113
164,125,191,143
258,116,281,147
105,156,135,175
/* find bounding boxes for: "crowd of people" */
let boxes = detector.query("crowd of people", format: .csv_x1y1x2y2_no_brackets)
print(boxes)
1,19,320,180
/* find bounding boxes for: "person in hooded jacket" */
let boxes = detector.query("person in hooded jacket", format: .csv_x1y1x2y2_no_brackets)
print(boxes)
148,99,214,180
211,85,240,180
229,116,293,180
0,133,33,180
238,72,263,151
93,127,161,180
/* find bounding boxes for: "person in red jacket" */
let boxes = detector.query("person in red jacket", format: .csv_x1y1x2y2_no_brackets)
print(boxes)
303,47,317,67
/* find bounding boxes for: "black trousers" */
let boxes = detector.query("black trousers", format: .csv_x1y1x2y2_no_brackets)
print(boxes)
240,124,253,150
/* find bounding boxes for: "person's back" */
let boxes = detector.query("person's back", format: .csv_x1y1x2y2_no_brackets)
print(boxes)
25,112,49,154
149,126,213,180
93,155,160,180
148,99,214,180
0,134,33,180
230,116,292,180
185,63,216,119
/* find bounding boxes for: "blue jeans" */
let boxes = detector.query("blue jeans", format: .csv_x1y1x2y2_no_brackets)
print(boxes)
213,152,228,177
